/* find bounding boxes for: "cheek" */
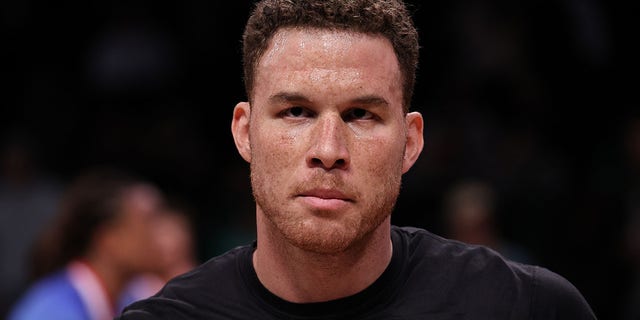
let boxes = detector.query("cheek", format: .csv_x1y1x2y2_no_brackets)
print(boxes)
251,127,300,175
356,135,405,175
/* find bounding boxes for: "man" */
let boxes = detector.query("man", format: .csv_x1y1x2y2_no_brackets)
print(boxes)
9,167,167,320
117,0,597,318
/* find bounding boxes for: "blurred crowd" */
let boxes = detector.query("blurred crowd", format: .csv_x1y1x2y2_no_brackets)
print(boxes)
1,0,637,319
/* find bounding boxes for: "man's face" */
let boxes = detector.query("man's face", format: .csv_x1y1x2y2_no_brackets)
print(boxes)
232,28,423,254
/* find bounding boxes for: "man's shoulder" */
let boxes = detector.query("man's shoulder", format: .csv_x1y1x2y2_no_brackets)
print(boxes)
392,225,512,264
179,243,253,278
393,225,529,279
391,225,596,319
157,243,254,297
116,243,255,320
527,265,598,319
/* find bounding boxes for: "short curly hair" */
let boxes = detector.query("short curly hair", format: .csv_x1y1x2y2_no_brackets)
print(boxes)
242,0,419,112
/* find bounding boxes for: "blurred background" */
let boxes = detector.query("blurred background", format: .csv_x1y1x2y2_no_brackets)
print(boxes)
1,0,637,318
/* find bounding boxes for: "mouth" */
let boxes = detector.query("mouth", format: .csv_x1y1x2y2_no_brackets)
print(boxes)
299,189,352,201
297,189,354,211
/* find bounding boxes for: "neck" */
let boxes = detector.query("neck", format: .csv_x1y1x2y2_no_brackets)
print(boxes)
253,213,393,303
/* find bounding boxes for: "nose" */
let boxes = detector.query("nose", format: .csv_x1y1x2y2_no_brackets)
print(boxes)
306,113,350,170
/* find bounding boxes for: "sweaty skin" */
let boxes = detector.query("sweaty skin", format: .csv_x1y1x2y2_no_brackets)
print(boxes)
231,28,423,303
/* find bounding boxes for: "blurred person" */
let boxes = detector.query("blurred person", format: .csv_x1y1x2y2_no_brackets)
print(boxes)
8,166,167,320
443,179,536,264
147,201,198,284
118,200,199,307
0,131,63,318
118,0,596,319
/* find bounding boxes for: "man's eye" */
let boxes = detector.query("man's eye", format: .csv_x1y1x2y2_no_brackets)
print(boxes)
344,108,374,121
283,106,310,118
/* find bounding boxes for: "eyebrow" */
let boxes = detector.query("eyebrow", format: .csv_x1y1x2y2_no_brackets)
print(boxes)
351,95,389,107
268,92,310,104
268,92,389,107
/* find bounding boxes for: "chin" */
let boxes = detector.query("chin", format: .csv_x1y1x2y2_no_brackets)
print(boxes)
290,233,353,255
282,218,372,255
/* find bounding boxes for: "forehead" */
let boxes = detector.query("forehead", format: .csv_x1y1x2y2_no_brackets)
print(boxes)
253,28,402,103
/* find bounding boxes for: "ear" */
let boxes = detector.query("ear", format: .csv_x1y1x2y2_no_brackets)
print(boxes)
231,102,252,163
402,111,424,173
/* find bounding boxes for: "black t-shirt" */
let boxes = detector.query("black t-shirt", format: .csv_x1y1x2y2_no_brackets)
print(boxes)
116,226,596,319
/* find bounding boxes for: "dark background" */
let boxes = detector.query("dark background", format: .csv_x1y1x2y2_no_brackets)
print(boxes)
2,0,638,318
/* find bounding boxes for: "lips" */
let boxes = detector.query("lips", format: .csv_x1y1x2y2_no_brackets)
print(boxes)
297,188,354,211
299,188,352,201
